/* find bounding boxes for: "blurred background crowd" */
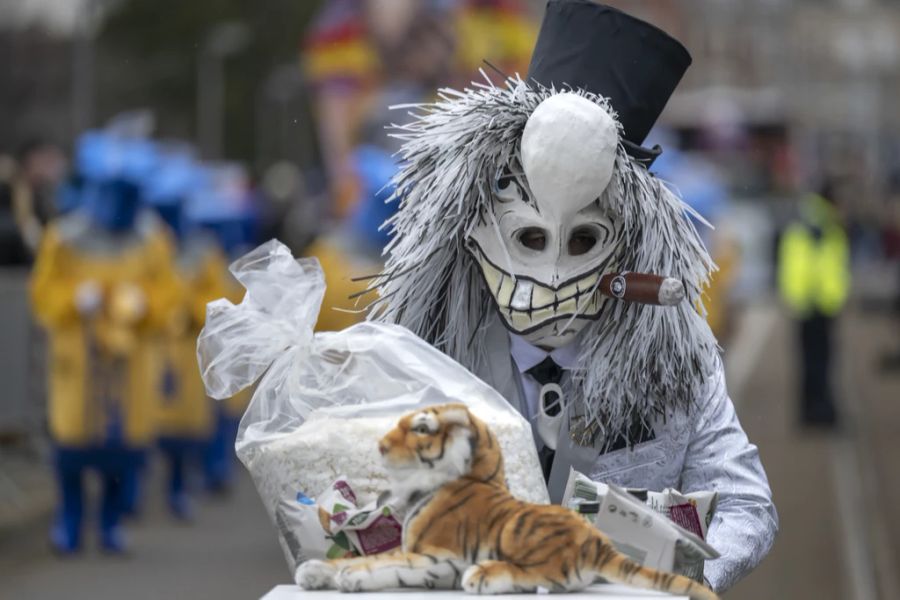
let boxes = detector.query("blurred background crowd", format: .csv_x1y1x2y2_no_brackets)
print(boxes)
1,0,899,599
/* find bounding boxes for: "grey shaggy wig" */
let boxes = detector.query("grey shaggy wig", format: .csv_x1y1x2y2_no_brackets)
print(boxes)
366,73,720,444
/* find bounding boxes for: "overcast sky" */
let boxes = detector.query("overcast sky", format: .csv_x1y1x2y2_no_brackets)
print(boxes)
0,0,97,33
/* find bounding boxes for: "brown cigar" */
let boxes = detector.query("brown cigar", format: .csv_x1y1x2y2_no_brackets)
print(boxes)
599,272,684,306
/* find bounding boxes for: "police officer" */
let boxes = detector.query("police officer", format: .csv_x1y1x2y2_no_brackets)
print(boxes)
778,182,851,427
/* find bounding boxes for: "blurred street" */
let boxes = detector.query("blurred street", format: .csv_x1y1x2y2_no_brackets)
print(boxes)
728,290,900,600
0,470,289,599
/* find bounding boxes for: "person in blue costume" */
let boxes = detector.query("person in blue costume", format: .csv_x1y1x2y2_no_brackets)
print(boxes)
144,148,223,519
348,144,398,255
185,166,259,494
647,128,737,338
30,131,180,553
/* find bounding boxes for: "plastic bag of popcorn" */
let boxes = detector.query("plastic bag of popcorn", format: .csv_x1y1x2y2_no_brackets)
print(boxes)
197,240,548,571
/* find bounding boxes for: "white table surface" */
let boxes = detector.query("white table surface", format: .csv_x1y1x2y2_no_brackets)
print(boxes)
261,584,687,599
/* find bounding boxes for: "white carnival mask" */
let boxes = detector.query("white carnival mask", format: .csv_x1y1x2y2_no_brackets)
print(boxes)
466,93,621,349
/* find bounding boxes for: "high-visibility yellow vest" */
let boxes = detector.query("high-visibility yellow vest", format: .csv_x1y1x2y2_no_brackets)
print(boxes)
777,196,850,317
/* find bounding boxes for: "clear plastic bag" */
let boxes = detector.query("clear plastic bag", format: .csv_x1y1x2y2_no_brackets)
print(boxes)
197,240,548,566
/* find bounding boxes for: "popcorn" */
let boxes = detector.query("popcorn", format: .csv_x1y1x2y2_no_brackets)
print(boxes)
242,402,549,523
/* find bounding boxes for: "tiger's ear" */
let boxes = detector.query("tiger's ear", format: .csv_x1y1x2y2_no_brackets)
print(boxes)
441,404,471,427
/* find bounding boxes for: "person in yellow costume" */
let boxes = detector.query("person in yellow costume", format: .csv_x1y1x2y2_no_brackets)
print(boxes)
159,245,227,437
187,213,258,493
157,238,231,514
303,141,399,332
219,272,254,417
303,235,377,332
778,185,851,427
143,155,234,512
31,176,180,553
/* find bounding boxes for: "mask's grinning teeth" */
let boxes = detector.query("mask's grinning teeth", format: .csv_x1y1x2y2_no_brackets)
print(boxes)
471,244,608,333
510,280,533,311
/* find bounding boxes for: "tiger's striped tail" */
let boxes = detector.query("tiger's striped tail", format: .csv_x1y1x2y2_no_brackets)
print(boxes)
597,547,719,600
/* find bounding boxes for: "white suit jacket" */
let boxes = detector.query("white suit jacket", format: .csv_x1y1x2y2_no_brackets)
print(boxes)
473,319,778,593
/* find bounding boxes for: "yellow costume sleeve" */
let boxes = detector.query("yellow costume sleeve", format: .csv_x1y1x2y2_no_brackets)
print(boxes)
703,235,738,338
304,239,372,332
137,230,183,334
191,249,231,326
121,231,185,446
30,226,80,329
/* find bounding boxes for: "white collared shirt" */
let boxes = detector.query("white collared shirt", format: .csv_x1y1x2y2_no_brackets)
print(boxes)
507,332,581,425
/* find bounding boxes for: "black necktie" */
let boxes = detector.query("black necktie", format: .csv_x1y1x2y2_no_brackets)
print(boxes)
525,356,564,482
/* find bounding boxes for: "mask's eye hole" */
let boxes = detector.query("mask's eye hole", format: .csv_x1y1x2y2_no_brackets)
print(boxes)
497,167,514,190
518,227,547,251
568,227,598,256
493,167,521,202
411,424,432,435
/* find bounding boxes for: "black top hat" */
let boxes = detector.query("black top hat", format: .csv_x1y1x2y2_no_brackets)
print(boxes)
526,0,691,164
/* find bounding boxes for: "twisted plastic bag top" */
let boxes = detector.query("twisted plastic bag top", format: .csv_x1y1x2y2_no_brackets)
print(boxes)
197,239,323,400
196,239,523,458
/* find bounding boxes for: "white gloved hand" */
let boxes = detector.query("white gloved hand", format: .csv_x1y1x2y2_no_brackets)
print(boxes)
111,283,147,323
75,281,103,316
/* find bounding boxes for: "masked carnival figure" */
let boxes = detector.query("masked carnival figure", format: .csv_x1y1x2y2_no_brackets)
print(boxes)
145,149,232,519
366,1,777,592
30,132,180,553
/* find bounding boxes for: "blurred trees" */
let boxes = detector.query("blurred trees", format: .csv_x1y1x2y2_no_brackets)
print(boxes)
96,0,322,166
0,28,73,154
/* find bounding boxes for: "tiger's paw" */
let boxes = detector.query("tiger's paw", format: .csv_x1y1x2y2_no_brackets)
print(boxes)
295,559,337,590
335,565,369,593
461,563,514,595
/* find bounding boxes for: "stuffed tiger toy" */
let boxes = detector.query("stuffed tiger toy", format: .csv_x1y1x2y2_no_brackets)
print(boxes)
297,403,718,599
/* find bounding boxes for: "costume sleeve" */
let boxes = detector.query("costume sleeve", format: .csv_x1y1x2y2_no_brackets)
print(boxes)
138,230,182,333
29,225,79,329
679,363,778,592
191,249,230,326
304,239,369,332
